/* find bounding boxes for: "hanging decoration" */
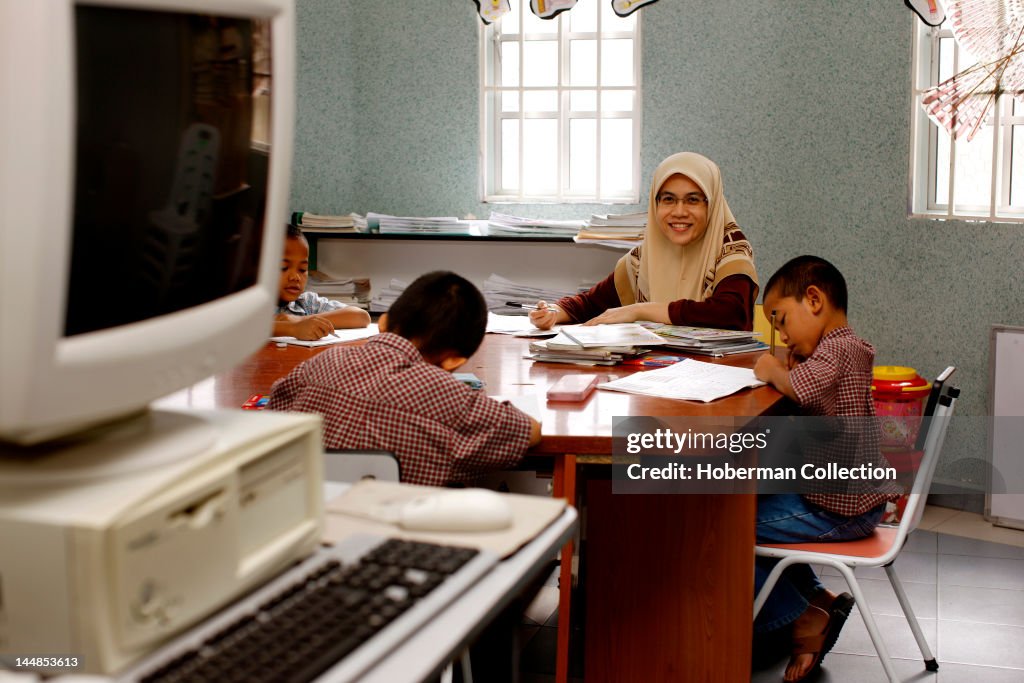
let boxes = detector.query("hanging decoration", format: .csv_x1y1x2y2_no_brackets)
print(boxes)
905,0,947,26
473,0,661,24
612,0,661,16
475,0,512,24
530,0,577,20
920,0,1024,141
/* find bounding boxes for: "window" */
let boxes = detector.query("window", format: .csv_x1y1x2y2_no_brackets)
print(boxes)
480,2,642,203
910,19,1024,222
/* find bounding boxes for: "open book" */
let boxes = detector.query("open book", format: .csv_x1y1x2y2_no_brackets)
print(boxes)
552,323,666,348
598,358,766,402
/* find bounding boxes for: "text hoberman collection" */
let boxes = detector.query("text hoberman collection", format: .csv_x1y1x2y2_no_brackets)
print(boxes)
626,462,898,482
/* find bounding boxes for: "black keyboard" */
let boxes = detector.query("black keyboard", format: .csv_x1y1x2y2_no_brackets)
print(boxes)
124,536,498,683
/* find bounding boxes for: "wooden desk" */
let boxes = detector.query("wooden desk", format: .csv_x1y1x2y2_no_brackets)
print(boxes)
157,334,788,683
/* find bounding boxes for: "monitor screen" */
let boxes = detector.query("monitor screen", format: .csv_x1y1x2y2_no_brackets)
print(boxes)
67,6,267,336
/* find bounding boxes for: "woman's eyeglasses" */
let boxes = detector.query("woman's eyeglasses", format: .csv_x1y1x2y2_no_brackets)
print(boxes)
656,192,707,208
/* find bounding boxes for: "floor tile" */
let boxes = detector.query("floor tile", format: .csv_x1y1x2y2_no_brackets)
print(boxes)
937,533,1024,560
932,511,1024,549
820,574,937,619
935,661,1024,682
920,505,960,531
831,612,937,661
938,620,1024,668
937,554,1024,591
523,586,559,626
752,651,932,682
938,584,1024,627
903,529,938,554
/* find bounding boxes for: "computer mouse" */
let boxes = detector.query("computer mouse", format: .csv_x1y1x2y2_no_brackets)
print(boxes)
397,489,513,533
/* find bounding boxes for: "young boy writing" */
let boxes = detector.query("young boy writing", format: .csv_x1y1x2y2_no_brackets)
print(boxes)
752,255,899,683
268,270,542,486
274,225,370,340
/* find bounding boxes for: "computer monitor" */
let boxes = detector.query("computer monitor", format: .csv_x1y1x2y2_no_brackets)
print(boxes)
0,0,295,444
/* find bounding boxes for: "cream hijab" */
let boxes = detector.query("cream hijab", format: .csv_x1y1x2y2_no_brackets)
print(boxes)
613,152,758,305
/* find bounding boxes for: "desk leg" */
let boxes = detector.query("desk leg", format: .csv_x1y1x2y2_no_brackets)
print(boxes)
552,453,577,683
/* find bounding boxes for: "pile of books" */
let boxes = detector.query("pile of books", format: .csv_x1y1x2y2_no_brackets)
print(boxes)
307,270,371,310
647,325,767,357
292,212,359,232
574,211,646,249
369,278,409,313
364,212,472,236
486,212,585,238
525,323,664,366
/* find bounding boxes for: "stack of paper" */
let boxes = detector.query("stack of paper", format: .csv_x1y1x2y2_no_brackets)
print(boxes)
369,278,409,313
366,212,473,236
293,212,359,231
482,274,580,315
270,323,380,348
486,212,585,238
599,358,766,402
649,325,767,357
524,324,664,365
574,211,646,249
308,270,371,310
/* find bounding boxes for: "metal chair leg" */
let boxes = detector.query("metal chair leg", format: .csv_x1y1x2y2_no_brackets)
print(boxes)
885,564,938,671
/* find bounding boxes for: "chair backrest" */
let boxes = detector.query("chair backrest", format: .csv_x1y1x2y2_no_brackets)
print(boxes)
324,449,401,483
899,381,959,540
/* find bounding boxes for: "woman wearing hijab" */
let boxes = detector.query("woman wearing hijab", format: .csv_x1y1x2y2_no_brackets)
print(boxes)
529,152,758,330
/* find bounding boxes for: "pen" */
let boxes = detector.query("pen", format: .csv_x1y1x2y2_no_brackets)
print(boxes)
559,326,586,348
769,310,776,356
505,301,540,310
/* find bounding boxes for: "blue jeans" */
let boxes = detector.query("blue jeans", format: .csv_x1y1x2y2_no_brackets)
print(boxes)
754,494,884,633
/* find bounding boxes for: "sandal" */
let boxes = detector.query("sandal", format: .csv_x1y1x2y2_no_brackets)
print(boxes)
786,595,853,683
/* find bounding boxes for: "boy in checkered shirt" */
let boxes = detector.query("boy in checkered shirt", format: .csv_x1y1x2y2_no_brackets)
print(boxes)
269,271,541,486
752,256,899,683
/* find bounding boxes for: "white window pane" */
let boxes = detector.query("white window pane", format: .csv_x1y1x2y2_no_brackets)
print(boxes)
501,41,520,87
522,7,553,35
523,90,558,111
523,40,558,87
602,0,635,29
501,91,519,112
569,0,597,32
953,124,993,210
601,90,634,112
569,119,597,194
503,3,520,34
570,90,597,111
938,38,954,82
569,39,597,86
601,39,634,86
934,125,950,205
1011,125,1024,206
523,119,558,194
501,119,520,192
601,118,632,193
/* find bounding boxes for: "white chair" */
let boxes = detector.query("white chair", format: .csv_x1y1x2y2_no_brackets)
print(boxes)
752,372,958,683
323,448,400,483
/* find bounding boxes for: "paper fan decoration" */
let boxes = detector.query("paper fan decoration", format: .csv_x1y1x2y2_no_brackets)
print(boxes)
921,0,1024,141
906,0,947,26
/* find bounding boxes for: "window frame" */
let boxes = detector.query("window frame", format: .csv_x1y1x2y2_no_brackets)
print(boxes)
478,6,643,204
910,19,1024,223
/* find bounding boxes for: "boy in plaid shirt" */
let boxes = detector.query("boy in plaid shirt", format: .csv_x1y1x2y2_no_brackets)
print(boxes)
269,271,541,486
752,256,898,682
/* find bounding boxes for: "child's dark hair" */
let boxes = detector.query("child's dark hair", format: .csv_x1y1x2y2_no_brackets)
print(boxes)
387,271,488,359
763,255,848,312
286,224,307,242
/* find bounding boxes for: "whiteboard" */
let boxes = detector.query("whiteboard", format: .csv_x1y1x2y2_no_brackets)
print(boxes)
987,325,1024,530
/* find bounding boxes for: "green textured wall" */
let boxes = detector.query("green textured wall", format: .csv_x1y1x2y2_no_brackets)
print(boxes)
292,0,1024,486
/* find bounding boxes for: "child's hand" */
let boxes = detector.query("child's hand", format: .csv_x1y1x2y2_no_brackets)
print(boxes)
529,301,561,330
754,352,785,382
290,315,336,341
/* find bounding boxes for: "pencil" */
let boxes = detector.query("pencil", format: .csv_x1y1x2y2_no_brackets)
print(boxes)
770,310,776,356
505,301,540,310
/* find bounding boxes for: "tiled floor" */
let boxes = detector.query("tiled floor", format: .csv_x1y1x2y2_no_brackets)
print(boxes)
519,506,1024,683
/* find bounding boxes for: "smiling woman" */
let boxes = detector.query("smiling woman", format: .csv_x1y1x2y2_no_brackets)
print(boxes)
529,152,760,331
